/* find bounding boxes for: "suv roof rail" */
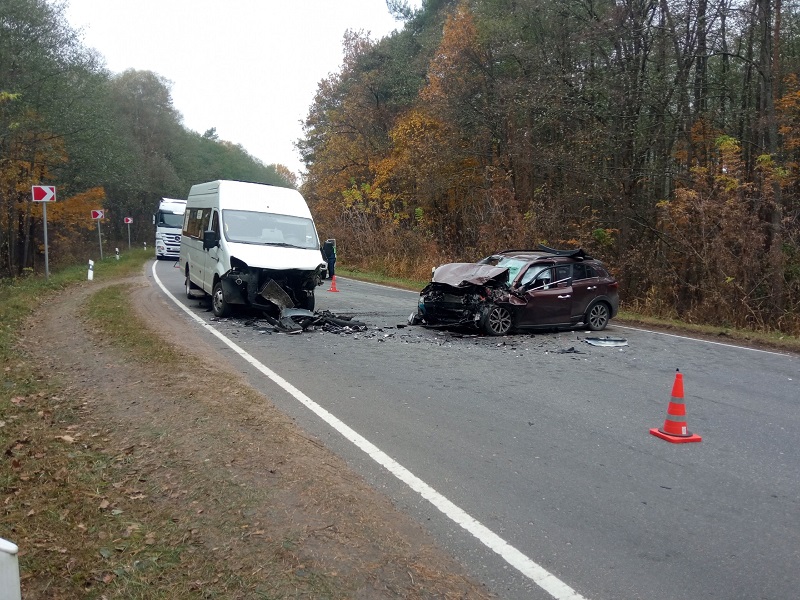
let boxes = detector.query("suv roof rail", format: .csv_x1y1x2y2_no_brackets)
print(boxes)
495,248,546,255
535,244,590,260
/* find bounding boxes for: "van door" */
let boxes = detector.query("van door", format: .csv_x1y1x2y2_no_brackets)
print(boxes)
183,206,207,291
202,209,221,292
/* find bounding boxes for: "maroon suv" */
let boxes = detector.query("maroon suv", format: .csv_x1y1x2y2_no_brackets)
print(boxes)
410,246,619,336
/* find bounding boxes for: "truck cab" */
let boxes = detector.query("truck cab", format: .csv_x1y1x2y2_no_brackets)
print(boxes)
154,198,187,259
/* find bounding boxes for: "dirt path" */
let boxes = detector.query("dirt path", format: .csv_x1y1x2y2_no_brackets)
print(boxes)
15,270,495,599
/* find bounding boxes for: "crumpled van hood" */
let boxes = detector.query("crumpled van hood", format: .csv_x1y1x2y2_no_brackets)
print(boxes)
224,242,324,271
431,263,509,287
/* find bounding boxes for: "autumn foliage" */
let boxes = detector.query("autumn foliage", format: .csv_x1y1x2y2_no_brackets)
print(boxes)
1,0,295,278
302,0,800,335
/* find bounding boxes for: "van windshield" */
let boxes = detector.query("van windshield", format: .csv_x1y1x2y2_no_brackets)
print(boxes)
221,210,319,249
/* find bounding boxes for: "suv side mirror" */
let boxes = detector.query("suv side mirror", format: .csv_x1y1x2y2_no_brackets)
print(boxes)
203,230,219,250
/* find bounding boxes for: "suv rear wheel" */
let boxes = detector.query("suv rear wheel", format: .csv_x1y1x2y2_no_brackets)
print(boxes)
585,302,610,331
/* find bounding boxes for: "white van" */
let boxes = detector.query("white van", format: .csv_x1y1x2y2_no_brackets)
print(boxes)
179,180,327,317
153,198,187,259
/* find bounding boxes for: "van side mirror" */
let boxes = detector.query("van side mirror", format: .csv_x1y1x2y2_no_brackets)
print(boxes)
203,230,219,250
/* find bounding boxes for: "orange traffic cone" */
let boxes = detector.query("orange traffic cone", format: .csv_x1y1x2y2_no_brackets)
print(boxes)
328,275,339,292
650,369,702,443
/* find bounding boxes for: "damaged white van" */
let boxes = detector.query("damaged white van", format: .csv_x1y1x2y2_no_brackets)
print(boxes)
179,180,327,317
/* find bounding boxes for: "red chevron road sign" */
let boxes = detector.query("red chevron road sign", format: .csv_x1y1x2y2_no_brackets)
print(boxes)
32,185,56,202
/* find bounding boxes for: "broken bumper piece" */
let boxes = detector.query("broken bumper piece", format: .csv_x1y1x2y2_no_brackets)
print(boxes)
262,308,368,334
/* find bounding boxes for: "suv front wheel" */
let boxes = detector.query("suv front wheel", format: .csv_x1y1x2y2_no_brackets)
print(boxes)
481,304,513,336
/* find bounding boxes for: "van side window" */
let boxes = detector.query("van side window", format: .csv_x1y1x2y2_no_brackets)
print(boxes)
184,208,204,239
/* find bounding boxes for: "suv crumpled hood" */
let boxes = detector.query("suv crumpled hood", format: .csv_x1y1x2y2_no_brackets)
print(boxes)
431,263,509,287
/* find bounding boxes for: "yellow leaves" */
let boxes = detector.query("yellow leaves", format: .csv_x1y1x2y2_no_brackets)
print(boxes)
34,187,106,234
421,2,479,103
715,135,740,154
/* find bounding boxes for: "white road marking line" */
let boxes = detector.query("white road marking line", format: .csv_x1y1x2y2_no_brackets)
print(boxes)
613,325,794,356
153,262,588,599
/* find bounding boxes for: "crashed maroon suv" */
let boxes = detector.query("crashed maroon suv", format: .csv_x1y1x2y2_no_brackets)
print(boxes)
409,246,619,336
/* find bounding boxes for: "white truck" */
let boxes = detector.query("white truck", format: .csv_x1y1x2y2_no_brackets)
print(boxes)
179,180,327,316
153,198,187,260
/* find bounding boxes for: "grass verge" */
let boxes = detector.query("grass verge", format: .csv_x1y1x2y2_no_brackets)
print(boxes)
3,256,492,599
2,262,352,598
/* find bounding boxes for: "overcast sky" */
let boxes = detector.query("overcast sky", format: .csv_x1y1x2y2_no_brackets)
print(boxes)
65,1,421,179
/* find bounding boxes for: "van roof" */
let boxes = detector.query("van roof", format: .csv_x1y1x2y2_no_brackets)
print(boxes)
187,180,310,218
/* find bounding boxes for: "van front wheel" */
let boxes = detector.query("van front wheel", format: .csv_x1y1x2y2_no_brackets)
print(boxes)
212,281,232,318
298,290,315,311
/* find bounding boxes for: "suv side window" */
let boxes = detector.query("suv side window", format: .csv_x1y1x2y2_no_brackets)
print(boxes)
520,265,551,288
554,265,571,284
575,263,601,280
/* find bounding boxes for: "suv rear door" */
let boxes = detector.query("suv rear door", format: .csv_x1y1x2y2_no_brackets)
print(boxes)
570,262,602,318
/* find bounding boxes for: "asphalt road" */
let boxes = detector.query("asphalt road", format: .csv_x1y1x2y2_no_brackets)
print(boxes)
150,260,799,600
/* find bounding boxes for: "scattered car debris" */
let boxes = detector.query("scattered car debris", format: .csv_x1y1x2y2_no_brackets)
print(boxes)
583,336,628,347
557,346,585,354
260,308,368,334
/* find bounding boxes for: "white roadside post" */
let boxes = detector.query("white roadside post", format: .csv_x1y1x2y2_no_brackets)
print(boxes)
115,247,120,261
88,259,94,281
31,185,56,279
0,537,22,600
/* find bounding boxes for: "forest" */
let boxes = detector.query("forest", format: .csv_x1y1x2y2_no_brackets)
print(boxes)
300,0,800,335
0,0,294,277
3,0,800,335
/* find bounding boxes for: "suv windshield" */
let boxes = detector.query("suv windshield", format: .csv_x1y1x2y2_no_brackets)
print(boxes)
494,257,528,284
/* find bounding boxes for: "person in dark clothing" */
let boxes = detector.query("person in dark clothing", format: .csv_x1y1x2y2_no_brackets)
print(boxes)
321,238,336,279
